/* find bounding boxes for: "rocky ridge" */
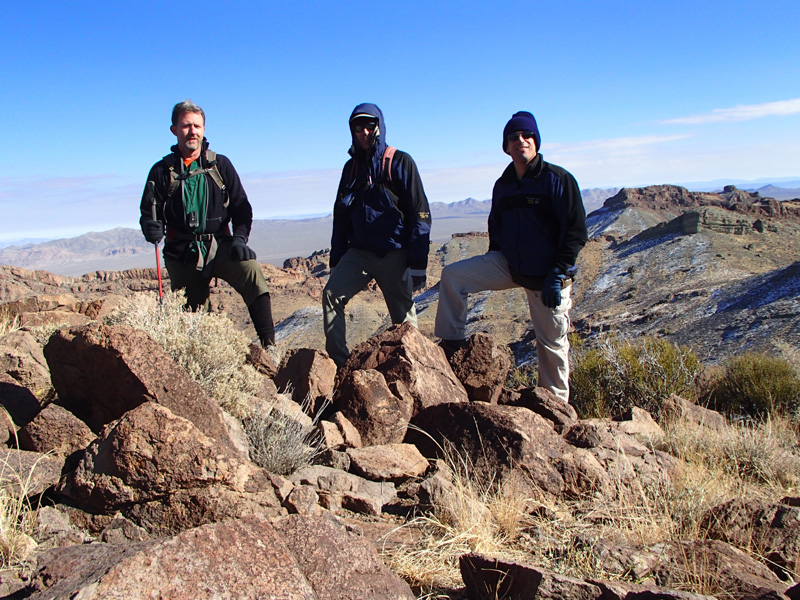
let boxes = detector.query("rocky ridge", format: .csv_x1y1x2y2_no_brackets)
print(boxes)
2,316,799,598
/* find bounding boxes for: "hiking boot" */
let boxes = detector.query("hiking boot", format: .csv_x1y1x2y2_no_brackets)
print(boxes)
263,343,281,367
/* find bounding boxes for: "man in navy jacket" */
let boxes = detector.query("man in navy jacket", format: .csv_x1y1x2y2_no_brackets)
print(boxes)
435,111,587,401
323,103,432,367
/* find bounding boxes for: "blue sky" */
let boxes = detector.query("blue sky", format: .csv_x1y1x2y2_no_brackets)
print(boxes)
2,0,799,243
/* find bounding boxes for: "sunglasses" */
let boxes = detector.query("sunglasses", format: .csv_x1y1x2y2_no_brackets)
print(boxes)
506,130,536,141
353,122,377,133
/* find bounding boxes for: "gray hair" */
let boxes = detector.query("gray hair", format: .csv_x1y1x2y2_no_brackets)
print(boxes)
171,100,205,126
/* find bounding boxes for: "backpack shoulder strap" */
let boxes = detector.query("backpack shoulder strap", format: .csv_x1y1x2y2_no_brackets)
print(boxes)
381,146,397,185
203,151,227,197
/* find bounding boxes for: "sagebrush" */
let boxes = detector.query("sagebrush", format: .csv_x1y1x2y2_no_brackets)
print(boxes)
570,335,702,419
106,290,262,418
706,352,800,419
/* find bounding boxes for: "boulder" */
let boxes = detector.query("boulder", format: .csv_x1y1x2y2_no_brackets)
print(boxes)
18,403,95,457
648,539,786,598
0,330,53,400
346,443,429,482
0,372,44,428
409,402,570,499
28,514,413,599
447,332,511,403
0,448,63,497
333,368,414,445
661,394,728,432
57,402,283,534
272,514,415,599
44,323,238,452
336,322,468,415
274,347,336,411
502,386,578,433
460,553,602,599
701,497,800,581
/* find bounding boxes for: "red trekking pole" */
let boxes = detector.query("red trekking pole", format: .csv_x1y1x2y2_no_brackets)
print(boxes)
147,182,164,305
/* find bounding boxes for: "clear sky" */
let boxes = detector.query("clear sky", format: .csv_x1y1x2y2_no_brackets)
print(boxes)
2,0,799,243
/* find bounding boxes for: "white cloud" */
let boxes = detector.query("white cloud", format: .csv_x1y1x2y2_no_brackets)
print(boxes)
662,97,800,125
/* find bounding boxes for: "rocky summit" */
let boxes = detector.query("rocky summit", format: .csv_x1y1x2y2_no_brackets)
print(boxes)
1,184,800,599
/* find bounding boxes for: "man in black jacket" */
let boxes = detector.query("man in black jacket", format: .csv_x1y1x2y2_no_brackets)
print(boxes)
323,103,432,367
434,111,587,402
139,100,276,353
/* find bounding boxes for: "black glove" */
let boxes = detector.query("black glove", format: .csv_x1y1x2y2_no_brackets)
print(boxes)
231,236,257,261
142,219,163,244
541,270,564,309
411,275,427,293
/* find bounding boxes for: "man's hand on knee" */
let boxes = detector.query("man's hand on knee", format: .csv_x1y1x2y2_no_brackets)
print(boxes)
231,236,257,261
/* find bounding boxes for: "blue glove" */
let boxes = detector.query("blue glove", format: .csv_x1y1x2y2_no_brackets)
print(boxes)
541,270,564,309
231,236,257,261
142,220,163,244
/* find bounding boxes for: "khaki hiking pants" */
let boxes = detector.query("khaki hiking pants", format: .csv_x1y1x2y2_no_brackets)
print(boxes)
434,250,572,402
323,248,417,367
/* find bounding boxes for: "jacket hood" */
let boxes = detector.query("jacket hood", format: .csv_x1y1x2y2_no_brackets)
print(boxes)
348,103,386,174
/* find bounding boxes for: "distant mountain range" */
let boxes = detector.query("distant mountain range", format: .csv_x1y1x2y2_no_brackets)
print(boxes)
2,182,798,277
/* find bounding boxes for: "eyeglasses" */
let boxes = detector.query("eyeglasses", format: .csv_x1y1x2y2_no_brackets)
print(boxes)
506,130,536,141
353,122,377,133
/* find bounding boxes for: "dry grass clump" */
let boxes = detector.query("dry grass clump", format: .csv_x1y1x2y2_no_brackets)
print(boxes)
106,290,262,418
570,335,702,420
242,394,325,476
384,411,800,597
0,451,39,569
0,308,20,339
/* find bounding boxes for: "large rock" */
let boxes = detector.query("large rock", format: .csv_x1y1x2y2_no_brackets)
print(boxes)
57,402,282,534
460,553,601,599
18,403,95,457
447,332,511,403
408,402,608,500
336,322,468,415
0,330,53,401
0,449,63,497
273,514,416,599
274,347,336,411
0,372,43,428
502,386,578,433
44,323,238,452
28,514,414,599
346,443,429,482
333,368,414,445
701,497,800,581
649,539,786,598
661,394,728,432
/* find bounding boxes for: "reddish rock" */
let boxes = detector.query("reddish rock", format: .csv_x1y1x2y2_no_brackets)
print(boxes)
274,348,336,411
503,386,578,433
0,330,53,400
460,553,601,599
0,449,63,497
0,372,43,428
701,497,800,581
346,443,429,482
336,322,468,415
57,402,282,534
408,402,568,499
661,394,728,431
18,403,95,457
44,323,237,452
448,332,511,403
334,368,414,445
331,411,363,448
